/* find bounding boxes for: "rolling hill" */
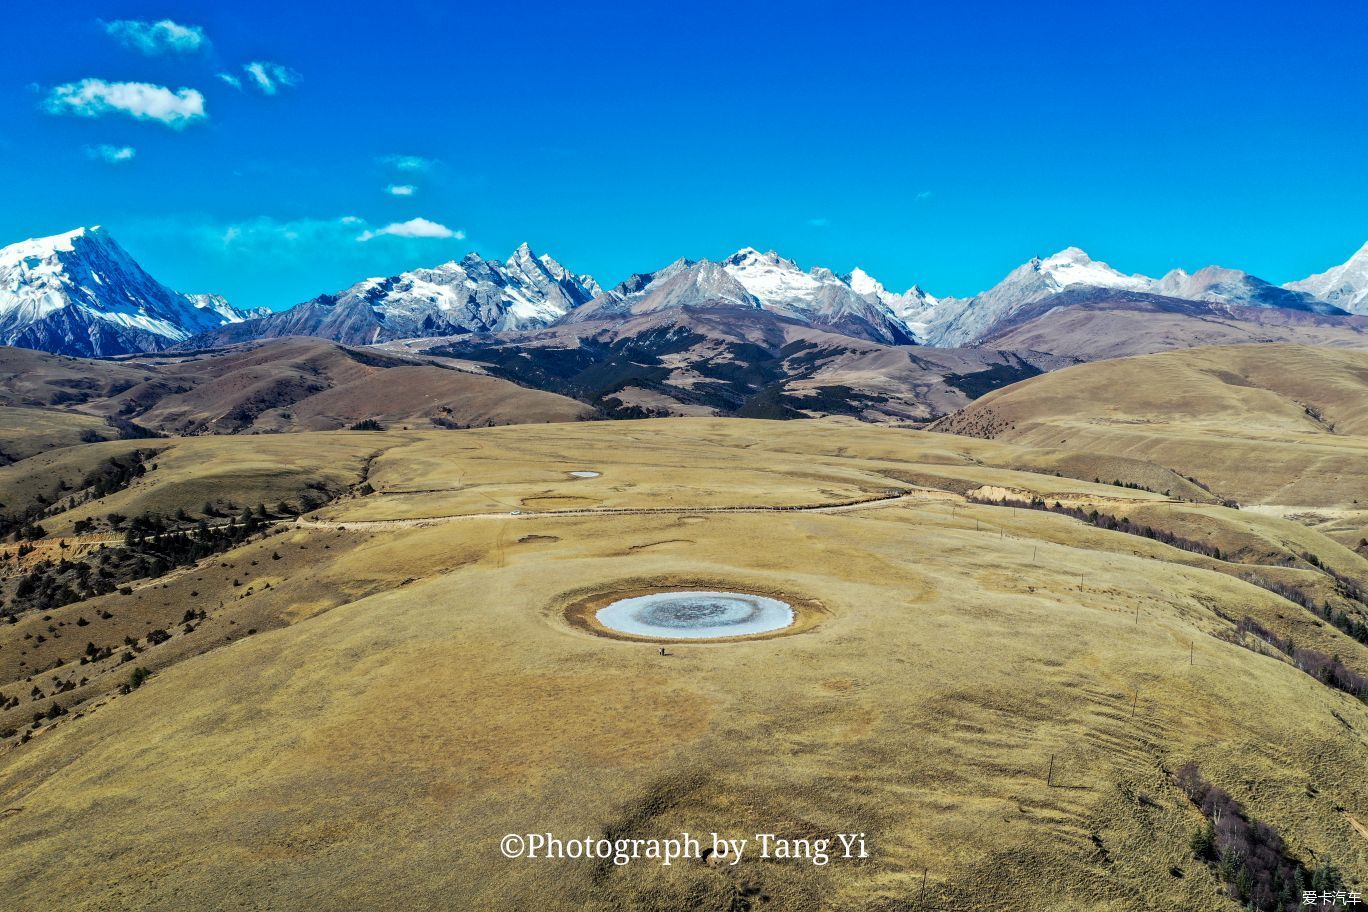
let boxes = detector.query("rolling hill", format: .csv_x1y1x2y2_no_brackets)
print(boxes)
932,344,1368,549
0,339,591,443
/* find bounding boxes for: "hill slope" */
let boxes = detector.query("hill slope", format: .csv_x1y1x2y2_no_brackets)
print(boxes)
0,339,591,438
932,345,1368,550
971,289,1368,360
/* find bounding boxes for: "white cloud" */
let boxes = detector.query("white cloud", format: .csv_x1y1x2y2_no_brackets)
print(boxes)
217,72,243,90
381,154,435,173
242,61,300,96
357,218,463,242
385,184,416,197
43,79,206,128
807,217,831,228
915,190,933,201
104,19,207,55
85,144,136,164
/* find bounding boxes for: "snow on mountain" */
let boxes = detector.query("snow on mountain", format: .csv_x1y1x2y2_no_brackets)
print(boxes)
1035,247,1154,292
922,247,1150,345
1156,266,1341,314
1285,241,1368,315
919,246,1350,345
186,293,270,323
564,257,756,324
187,243,599,348
720,248,839,314
845,267,941,339
0,226,255,357
565,248,919,344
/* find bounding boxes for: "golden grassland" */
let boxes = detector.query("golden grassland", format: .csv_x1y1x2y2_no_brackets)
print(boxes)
0,414,1364,911
0,406,118,462
934,344,1368,551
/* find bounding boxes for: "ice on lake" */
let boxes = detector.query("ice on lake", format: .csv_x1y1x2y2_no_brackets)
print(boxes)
595,591,794,639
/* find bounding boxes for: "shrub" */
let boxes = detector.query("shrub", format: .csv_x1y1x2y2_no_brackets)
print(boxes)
1176,762,1334,911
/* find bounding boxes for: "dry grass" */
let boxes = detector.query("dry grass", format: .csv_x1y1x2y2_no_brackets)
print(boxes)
0,416,1364,910
935,344,1368,550
0,406,118,463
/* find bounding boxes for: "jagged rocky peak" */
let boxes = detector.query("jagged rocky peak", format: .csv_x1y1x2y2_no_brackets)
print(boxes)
184,242,601,348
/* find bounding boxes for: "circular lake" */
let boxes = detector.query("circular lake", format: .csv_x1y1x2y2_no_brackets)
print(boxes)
594,591,794,639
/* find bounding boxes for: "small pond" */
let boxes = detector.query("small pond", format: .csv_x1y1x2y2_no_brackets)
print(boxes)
594,591,794,639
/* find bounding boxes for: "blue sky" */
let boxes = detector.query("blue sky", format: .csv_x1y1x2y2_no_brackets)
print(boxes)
3,1,1367,311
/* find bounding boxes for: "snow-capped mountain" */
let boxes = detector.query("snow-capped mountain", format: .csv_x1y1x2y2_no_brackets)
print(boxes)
846,267,940,339
923,248,1151,346
0,227,256,357
505,242,602,303
186,293,271,324
563,248,918,344
1285,241,1368,315
1155,266,1338,313
187,243,599,348
921,247,1345,345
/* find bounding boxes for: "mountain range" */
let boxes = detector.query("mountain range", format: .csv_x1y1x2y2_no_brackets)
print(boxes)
192,242,601,348
2,226,1366,386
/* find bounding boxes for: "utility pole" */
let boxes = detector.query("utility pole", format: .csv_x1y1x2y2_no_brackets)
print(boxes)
1047,754,1055,787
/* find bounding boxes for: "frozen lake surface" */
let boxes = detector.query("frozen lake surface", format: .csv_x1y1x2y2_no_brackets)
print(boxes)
595,591,794,639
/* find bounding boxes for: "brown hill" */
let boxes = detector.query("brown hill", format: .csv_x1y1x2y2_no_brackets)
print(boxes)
111,338,592,433
0,339,591,437
0,347,153,408
419,304,1071,422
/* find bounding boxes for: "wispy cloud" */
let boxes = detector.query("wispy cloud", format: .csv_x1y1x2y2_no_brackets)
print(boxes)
357,217,462,242
381,154,436,173
385,184,416,197
182,215,464,252
206,216,365,257
243,61,300,95
217,62,299,95
807,217,831,228
104,18,207,55
85,144,136,164
43,79,206,128
915,190,933,201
